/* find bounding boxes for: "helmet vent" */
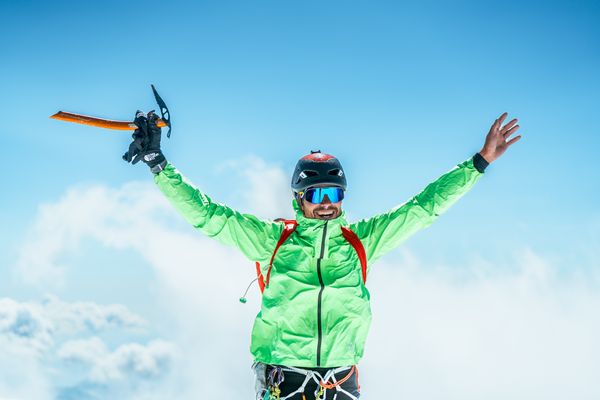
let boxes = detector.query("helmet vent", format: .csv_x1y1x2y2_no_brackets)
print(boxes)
328,169,342,176
302,170,318,177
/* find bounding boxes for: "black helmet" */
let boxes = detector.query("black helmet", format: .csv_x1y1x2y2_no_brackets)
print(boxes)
291,150,347,193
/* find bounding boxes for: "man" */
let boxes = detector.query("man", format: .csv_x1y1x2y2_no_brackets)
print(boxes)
123,111,521,399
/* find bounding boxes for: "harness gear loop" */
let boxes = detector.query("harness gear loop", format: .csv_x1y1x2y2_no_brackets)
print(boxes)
266,366,285,400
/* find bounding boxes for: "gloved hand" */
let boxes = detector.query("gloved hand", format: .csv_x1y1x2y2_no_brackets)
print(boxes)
122,110,167,173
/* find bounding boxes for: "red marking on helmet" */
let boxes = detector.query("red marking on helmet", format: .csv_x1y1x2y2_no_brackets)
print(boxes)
301,153,335,162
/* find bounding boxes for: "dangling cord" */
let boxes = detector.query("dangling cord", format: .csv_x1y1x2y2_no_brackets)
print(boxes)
239,278,258,303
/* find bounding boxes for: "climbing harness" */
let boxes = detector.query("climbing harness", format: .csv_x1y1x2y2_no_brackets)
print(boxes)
264,365,360,400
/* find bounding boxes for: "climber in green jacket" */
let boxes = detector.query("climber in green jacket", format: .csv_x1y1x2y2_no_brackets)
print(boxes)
123,111,521,400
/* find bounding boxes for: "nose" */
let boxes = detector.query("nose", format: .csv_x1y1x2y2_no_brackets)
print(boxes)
321,194,332,205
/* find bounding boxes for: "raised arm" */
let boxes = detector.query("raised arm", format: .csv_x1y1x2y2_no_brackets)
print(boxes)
154,163,282,261
350,157,483,263
350,112,521,264
122,110,282,261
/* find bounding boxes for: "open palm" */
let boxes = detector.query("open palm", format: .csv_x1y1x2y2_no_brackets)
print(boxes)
480,112,522,163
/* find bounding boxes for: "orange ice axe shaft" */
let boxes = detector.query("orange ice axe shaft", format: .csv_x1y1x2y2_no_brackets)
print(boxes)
50,111,168,131
50,84,172,135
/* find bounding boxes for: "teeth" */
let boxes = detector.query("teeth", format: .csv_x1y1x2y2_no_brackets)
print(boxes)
318,211,334,216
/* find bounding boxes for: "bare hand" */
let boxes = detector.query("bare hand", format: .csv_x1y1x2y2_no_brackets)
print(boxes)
479,112,522,163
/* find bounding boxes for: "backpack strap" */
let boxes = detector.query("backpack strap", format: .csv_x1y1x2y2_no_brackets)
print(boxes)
255,262,266,292
258,220,298,293
341,226,368,284
256,221,367,294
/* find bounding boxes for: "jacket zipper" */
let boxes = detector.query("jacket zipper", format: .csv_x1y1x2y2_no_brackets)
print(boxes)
316,221,328,366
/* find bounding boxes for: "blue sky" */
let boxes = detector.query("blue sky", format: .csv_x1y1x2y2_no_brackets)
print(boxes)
1,1,599,399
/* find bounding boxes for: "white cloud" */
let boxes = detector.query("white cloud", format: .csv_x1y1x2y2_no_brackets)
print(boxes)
14,182,173,288
58,336,107,365
11,157,290,398
362,248,600,400
217,155,293,219
0,296,146,354
0,297,54,352
0,296,158,399
10,155,600,399
0,338,53,400
58,337,176,384
42,295,146,335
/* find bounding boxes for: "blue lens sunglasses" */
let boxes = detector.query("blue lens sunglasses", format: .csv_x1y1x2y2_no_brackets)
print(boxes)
301,187,345,204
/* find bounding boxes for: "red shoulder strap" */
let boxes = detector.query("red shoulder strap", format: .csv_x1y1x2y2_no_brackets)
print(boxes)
255,262,266,292
341,226,368,284
258,220,298,292
257,221,367,294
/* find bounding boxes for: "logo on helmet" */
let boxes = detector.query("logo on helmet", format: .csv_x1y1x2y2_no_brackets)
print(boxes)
301,153,335,162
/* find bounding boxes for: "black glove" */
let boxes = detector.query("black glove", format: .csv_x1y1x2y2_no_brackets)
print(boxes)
122,110,167,173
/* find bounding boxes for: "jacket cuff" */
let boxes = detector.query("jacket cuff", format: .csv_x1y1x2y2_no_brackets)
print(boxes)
150,159,168,174
473,153,489,173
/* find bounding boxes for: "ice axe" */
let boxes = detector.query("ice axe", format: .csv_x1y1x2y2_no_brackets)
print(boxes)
50,84,172,137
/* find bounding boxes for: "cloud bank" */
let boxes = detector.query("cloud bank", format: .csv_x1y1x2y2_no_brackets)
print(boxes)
0,296,176,400
363,249,600,400
58,337,176,383
0,296,146,353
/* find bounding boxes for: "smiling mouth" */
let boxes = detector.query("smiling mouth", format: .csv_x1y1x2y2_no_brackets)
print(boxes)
315,209,336,219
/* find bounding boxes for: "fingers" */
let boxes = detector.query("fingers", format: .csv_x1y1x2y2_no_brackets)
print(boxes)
497,112,508,126
506,135,522,146
501,118,518,133
504,124,520,138
490,112,508,133
147,110,157,120
147,110,161,130
134,112,148,134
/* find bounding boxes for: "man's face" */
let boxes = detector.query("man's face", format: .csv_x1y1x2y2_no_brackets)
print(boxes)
299,185,343,220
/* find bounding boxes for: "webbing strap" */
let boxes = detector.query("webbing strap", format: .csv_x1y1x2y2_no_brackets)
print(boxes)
340,227,367,284
263,220,298,291
256,262,266,292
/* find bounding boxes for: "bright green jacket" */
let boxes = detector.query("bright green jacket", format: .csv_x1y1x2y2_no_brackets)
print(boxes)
155,157,483,367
